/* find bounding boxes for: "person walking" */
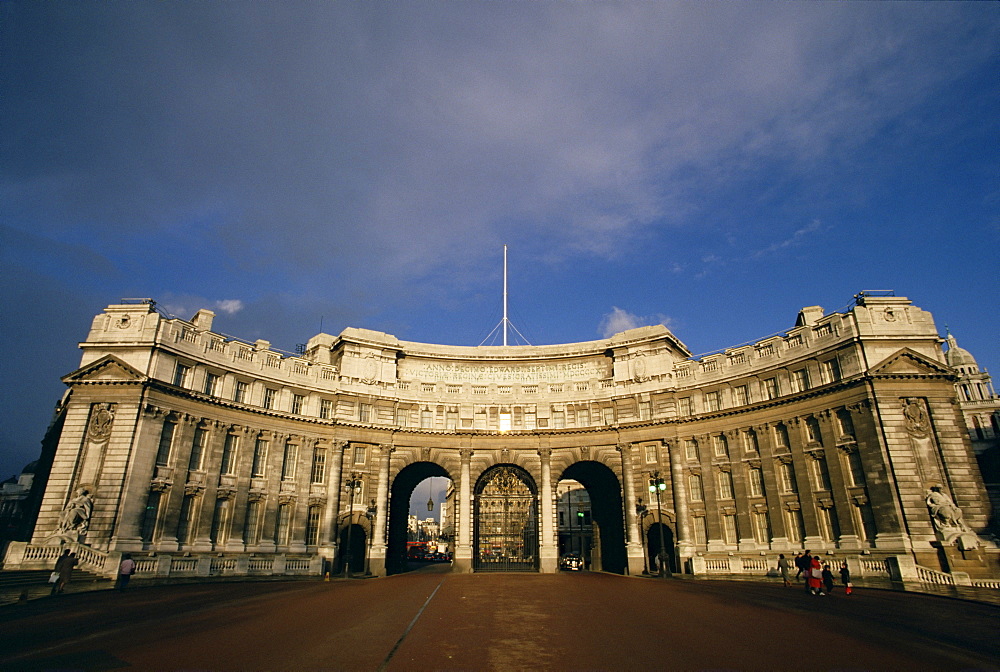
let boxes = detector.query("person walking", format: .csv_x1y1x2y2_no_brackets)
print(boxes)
807,555,824,595
798,550,813,592
117,553,136,591
53,551,77,595
777,554,791,587
840,562,853,595
821,563,835,595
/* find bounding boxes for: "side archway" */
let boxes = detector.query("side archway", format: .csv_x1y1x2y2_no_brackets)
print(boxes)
560,460,626,574
386,461,452,575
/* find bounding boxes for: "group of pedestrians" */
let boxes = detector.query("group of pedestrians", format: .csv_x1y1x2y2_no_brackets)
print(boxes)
47,549,136,596
777,551,853,596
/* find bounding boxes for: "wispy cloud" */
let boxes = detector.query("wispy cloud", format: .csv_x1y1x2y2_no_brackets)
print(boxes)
751,220,825,258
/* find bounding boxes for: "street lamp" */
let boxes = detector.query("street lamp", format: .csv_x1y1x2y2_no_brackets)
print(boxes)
648,472,671,577
364,498,377,576
342,472,363,578
635,498,648,575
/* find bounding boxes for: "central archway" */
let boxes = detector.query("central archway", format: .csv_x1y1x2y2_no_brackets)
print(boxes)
474,464,539,572
386,461,452,575
559,460,626,574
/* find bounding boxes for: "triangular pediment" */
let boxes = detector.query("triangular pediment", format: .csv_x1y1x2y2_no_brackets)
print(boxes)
870,348,952,377
62,355,147,384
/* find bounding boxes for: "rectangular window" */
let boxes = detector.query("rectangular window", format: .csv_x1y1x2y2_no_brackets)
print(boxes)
763,377,779,400
790,369,810,394
188,427,208,471
578,409,590,426
602,407,614,425
310,447,327,484
275,504,292,545
552,411,565,429
811,457,832,491
420,408,433,428
722,514,738,545
678,398,692,416
822,357,842,384
845,450,866,487
856,502,877,541
713,435,728,458
320,399,334,420
204,372,220,396
155,420,176,466
244,500,262,545
644,444,658,464
177,495,197,545
733,385,749,406
785,508,805,543
281,443,298,481
251,439,268,478
748,467,765,497
744,430,760,453
688,474,703,502
262,388,276,410
140,490,161,542
395,408,408,427
306,506,322,546
639,401,652,420
817,506,840,541
210,499,230,545
752,511,770,543
354,445,367,465
807,418,823,444
717,471,734,499
291,394,305,415
778,461,797,493
837,410,855,437
220,433,239,475
685,439,699,461
234,380,249,403
705,391,721,412
173,363,191,388
772,426,788,451
359,403,373,423
693,516,708,545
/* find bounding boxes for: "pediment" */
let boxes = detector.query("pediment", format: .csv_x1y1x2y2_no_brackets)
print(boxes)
62,355,147,384
869,349,952,377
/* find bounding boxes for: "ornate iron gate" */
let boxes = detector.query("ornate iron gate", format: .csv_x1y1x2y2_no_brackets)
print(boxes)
474,465,539,572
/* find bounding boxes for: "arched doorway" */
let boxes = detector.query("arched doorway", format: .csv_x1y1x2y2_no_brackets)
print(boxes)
474,464,538,572
385,461,452,575
559,461,626,574
334,523,368,576
646,521,677,575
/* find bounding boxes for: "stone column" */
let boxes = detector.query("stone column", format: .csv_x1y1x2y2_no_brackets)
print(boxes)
110,405,163,551
361,444,392,576
537,447,558,573
320,440,347,564
156,414,199,552
669,440,694,563
191,422,228,552
454,448,474,573
617,443,645,575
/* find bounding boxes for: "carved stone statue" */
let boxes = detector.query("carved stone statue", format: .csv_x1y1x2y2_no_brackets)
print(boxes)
926,486,980,551
56,488,94,536
902,398,930,438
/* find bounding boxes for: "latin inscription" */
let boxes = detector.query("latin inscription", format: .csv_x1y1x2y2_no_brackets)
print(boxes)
401,359,607,383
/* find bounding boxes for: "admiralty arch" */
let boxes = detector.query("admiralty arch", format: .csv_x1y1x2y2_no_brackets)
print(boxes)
5,292,999,586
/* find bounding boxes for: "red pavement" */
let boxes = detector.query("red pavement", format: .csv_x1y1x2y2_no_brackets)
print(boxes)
1,567,997,671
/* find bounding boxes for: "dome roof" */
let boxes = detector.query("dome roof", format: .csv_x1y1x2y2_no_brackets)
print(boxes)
945,335,978,368
21,460,39,474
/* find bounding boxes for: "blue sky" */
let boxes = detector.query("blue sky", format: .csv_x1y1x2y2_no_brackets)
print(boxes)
2,2,998,480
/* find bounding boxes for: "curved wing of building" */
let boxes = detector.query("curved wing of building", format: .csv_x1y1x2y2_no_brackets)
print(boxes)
7,293,998,584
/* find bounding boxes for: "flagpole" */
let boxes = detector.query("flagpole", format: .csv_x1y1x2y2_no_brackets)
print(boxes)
503,244,508,347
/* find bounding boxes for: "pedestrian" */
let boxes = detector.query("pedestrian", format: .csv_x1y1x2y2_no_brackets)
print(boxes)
798,550,813,592
53,551,77,595
793,552,804,579
840,562,853,595
821,563,835,595
777,554,791,587
117,553,136,591
808,555,824,595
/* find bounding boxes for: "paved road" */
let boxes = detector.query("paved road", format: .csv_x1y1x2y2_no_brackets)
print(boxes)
1,567,998,671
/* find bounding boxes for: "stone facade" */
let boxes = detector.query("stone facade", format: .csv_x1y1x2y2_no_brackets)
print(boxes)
7,293,999,583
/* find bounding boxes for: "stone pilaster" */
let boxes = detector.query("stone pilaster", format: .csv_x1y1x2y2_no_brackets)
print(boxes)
537,447,558,573
454,448,474,573
617,443,645,575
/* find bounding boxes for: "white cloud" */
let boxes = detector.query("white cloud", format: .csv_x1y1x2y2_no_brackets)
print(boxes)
599,307,674,339
214,299,244,315
752,220,825,258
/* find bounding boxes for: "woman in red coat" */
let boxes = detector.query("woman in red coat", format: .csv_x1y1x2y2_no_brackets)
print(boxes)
808,555,824,595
